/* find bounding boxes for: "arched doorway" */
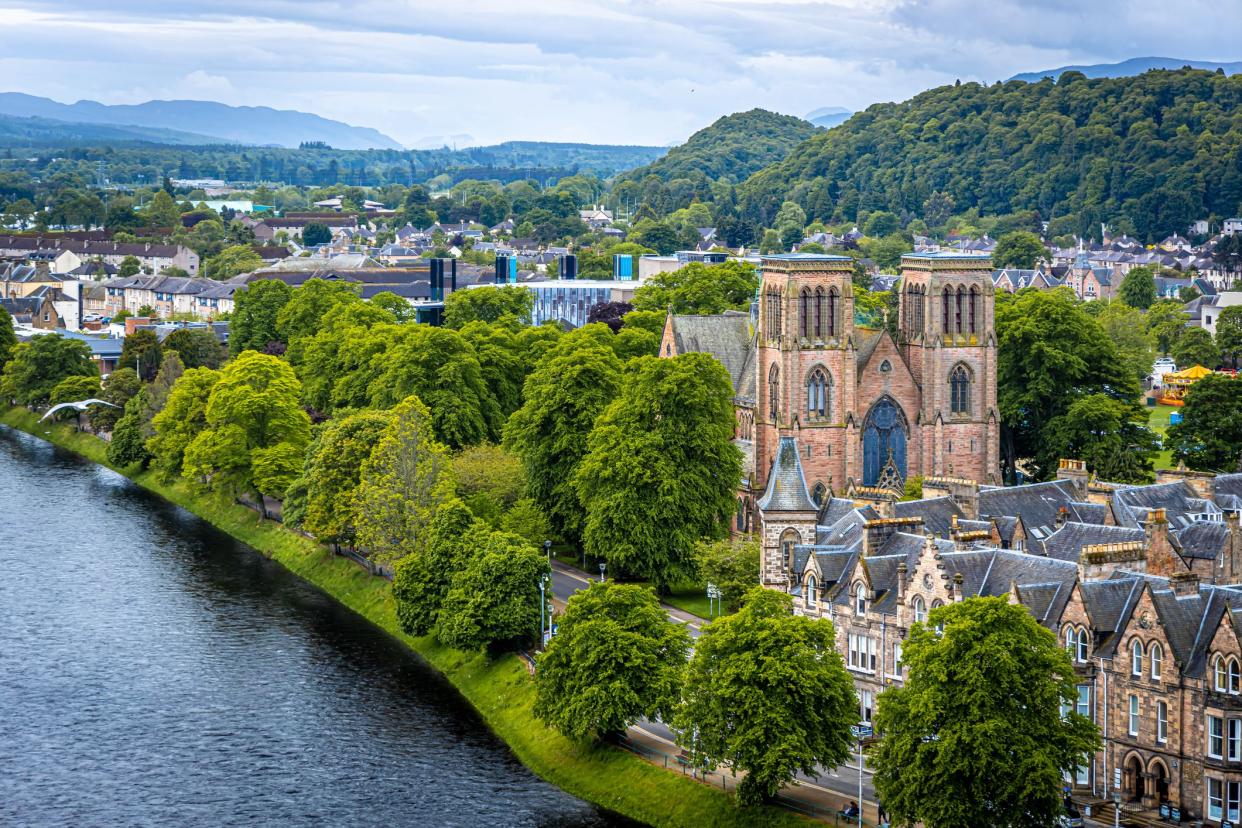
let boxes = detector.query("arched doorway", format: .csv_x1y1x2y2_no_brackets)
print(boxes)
1147,758,1170,807
862,396,908,487
1124,754,1145,803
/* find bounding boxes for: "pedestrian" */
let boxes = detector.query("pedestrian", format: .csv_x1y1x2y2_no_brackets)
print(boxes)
877,800,890,828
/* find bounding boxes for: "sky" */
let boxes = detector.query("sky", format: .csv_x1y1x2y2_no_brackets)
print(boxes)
1,0,1240,148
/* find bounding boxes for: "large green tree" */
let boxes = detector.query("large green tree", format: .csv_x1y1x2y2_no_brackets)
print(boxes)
631,260,758,315
204,244,263,280
275,277,360,347
675,588,856,806
91,367,141,433
0,306,16,372
996,288,1138,482
1167,374,1242,471
535,581,690,742
443,285,533,328
694,537,760,613
147,367,221,480
353,395,455,564
0,333,96,406
106,391,152,467
1096,301,1155,384
1215,305,1242,369
118,328,162,382
575,353,741,589
1119,265,1157,310
436,530,550,652
162,327,226,370
301,409,393,547
1044,392,1159,484
229,279,292,355
870,597,1099,828
1145,299,1189,355
392,499,483,636
991,231,1049,269
182,352,310,500
1172,326,1219,369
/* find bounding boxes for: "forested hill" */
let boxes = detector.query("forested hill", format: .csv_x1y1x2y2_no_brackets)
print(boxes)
737,68,1242,242
618,109,820,185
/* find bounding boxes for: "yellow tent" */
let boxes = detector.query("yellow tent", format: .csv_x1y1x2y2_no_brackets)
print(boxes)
1159,365,1214,405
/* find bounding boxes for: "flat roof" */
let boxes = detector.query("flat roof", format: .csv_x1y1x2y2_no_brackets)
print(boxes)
761,253,853,261
499,279,640,289
901,251,992,260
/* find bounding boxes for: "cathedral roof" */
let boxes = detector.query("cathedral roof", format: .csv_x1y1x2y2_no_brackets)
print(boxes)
757,436,817,513
667,311,753,394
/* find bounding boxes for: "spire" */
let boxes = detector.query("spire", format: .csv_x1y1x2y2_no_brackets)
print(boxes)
757,437,817,512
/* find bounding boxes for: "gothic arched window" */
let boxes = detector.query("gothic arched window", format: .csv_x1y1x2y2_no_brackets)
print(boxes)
736,498,745,531
827,287,838,337
813,287,824,338
768,364,780,421
806,368,831,420
950,364,971,415
968,286,979,334
799,288,811,339
955,285,965,333
942,285,952,333
811,482,827,506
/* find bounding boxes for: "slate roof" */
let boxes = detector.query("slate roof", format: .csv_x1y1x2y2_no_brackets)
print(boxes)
979,479,1079,536
1068,501,1109,524
667,312,753,393
1112,481,1218,528
1040,522,1145,562
1176,521,1231,560
1216,474,1242,500
894,496,964,538
757,437,817,512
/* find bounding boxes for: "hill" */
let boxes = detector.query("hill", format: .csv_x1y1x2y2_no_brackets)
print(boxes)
738,68,1242,242
0,93,403,150
1010,56,1242,83
0,113,230,145
617,109,820,185
805,106,853,129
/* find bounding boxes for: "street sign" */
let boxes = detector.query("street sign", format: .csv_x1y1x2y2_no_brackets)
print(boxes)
850,725,874,739
706,583,721,599
1113,767,1121,790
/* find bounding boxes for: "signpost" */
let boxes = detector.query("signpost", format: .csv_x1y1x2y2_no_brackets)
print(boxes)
706,583,721,617
849,725,873,827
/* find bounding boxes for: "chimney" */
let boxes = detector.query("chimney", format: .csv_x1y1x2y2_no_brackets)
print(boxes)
1219,511,1242,585
1170,571,1200,597
1055,506,1069,529
1143,508,1187,578
953,571,964,602
897,562,907,602
863,517,923,556
1056,458,1089,499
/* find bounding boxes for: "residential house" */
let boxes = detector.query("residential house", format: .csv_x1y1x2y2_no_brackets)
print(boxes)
2,294,61,329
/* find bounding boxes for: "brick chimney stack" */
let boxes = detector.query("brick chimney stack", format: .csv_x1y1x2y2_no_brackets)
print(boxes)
1144,508,1188,578
1171,571,1200,597
1218,511,1242,585
897,562,907,602
1056,459,1089,499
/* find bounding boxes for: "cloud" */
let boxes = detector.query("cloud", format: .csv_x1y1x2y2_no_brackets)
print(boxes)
0,1,1236,146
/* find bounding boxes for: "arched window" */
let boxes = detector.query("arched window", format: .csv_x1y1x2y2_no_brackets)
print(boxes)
811,482,827,506
799,288,811,339
768,364,780,421
1064,625,1077,657
736,498,745,531
968,286,979,333
1131,640,1143,676
955,285,965,333
827,287,838,337
813,287,824,338
942,286,952,333
780,529,799,571
1150,642,1163,680
1216,655,1229,691
855,583,867,615
1077,626,1089,663
806,368,831,420
950,365,971,415
1231,658,1241,694
805,575,818,607
912,595,927,623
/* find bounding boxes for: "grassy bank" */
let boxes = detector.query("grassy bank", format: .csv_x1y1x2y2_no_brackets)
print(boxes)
1,408,806,828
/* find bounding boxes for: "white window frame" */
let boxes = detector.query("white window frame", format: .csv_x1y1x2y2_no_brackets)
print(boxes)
1150,642,1162,680
1209,714,1225,759
1131,640,1143,677
1129,695,1140,737
1209,777,1224,821
855,583,867,616
1230,780,1241,823
1077,627,1089,664
889,642,903,678
1157,701,1167,744
1231,718,1242,762
847,633,876,674
804,575,818,608
913,596,927,624
1077,684,1091,720
1231,658,1241,694
860,689,874,725
1217,655,1229,692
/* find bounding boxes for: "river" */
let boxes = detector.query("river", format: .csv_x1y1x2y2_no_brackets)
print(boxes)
0,426,629,827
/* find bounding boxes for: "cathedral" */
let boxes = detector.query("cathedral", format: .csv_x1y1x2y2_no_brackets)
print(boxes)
660,252,1000,579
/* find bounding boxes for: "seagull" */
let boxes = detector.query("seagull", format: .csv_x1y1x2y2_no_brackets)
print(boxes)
40,399,120,422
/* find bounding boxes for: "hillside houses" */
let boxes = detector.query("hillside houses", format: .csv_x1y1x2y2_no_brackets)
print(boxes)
0,235,200,276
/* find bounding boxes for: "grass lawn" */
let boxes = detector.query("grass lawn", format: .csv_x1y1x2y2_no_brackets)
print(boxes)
1,408,799,828
1147,402,1179,470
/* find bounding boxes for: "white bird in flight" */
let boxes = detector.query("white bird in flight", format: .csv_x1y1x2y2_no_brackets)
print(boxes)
40,399,120,422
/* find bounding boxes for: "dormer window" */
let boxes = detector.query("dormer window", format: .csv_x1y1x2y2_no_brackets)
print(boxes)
1131,640,1143,676
912,595,927,624
855,583,867,615
1150,642,1163,680
805,575,818,608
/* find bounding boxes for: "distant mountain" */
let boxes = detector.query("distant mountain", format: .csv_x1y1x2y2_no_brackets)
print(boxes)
1010,56,1242,83
0,93,403,150
805,106,853,129
0,112,228,145
617,109,820,185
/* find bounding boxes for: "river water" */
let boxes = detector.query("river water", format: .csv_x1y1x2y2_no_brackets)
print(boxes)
0,427,628,827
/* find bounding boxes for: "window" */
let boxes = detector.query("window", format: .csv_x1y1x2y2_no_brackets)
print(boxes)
1077,684,1091,720
942,286,952,333
1231,658,1241,694
1150,643,1162,680
1157,701,1167,743
891,643,903,675
811,482,826,507
950,365,971,415
799,288,811,339
1210,778,1224,821
968,286,979,333
1230,781,1242,823
855,583,867,615
806,368,831,420
1128,695,1139,737
860,689,874,724
1230,718,1241,762
1075,756,1089,786
1131,640,1143,677
813,287,824,338
955,285,964,333
912,596,926,624
1217,655,1228,692
827,288,838,337
768,364,780,421
1209,714,1224,758
1076,628,1089,663
804,575,818,608
847,633,877,673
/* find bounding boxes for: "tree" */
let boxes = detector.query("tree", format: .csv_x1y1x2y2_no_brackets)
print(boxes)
534,582,689,742
1216,305,1242,369
140,352,185,436
452,442,526,526
229,279,292,355
586,301,633,333
1096,302,1155,383
301,222,332,247
182,352,310,500
1167,374,1242,471
863,210,899,237
0,333,96,406
0,306,15,373
675,588,856,805
627,218,679,254
106,391,151,467
1145,299,1188,355
162,327,226,369
204,244,263,281
922,190,955,228
353,395,455,563
48,375,101,413
991,231,1048,269
997,288,1139,482
1044,392,1159,483
91,367,141,433
631,260,758,315
1119,265,1158,310
505,333,623,543
575,353,741,589
1172,326,1219,369
146,367,221,479
275,277,359,346
118,255,142,278
118,328,162,382
870,597,1099,828
457,321,524,423
443,285,533,328
300,410,393,546
143,190,181,228
694,537,759,613
436,530,550,652
392,499,482,636
370,291,417,323
500,497,552,548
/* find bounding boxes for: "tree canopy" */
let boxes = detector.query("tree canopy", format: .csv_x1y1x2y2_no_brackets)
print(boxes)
443,285,533,328
631,260,758,315
147,367,221,480
1167,374,1242,472
229,279,292,355
0,333,97,406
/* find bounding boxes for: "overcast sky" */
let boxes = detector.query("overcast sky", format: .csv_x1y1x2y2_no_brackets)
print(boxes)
1,1,1239,148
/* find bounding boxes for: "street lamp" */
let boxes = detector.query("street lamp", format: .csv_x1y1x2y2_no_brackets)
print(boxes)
1112,791,1121,828
543,539,552,564
599,562,606,583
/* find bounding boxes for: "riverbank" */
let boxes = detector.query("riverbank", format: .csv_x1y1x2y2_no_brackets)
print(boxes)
1,408,807,828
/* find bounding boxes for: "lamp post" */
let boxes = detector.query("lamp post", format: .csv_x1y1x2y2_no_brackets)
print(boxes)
543,539,552,565
599,562,606,583
1113,791,1121,828
538,576,546,647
